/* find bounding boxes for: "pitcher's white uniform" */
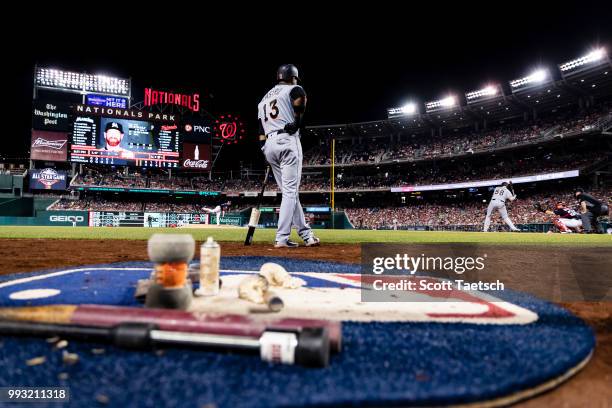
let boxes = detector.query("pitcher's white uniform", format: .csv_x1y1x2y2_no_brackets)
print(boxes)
483,185,520,232
258,84,313,244
204,205,222,226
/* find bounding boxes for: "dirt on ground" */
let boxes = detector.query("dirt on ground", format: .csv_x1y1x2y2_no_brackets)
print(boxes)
0,239,609,407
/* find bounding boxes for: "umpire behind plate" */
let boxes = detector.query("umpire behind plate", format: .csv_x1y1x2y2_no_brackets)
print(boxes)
575,188,610,233
257,64,320,248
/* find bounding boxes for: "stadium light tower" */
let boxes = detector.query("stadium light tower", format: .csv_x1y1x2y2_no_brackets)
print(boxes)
34,66,131,99
387,102,419,119
425,95,457,113
466,85,498,101
558,48,610,78
509,68,550,92
465,84,503,106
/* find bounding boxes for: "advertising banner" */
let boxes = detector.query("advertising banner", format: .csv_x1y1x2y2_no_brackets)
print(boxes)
391,170,580,192
32,101,71,131
29,168,67,190
181,142,211,170
30,130,69,162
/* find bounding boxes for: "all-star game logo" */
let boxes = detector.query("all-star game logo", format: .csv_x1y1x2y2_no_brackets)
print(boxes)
32,168,66,189
213,114,245,145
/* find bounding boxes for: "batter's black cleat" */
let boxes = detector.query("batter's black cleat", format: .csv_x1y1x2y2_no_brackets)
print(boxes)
304,236,321,247
274,240,299,248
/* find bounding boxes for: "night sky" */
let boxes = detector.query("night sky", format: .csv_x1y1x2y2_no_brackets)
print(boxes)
4,6,611,168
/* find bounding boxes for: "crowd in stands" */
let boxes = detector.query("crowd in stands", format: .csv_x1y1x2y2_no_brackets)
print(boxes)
52,197,144,212
304,106,611,166
63,148,608,196
73,171,147,188
196,151,607,193
72,170,225,191
345,189,611,230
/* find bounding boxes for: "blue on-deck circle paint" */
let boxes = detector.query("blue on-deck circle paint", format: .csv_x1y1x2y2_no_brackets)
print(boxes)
0,257,595,408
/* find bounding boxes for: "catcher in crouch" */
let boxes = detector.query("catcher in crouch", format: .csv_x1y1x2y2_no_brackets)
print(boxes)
535,201,583,233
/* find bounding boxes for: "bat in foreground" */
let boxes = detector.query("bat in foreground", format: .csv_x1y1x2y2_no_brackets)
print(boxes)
0,319,329,367
0,304,341,357
244,166,271,246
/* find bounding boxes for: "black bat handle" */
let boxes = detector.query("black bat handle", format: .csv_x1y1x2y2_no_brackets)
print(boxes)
0,320,113,342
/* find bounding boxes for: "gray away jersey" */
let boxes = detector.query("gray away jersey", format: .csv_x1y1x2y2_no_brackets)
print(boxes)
490,186,515,204
258,84,301,135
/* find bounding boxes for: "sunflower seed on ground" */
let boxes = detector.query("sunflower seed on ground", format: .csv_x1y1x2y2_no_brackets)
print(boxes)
62,351,79,365
55,340,69,349
58,372,69,381
91,348,105,355
46,336,60,344
26,356,46,366
95,394,110,404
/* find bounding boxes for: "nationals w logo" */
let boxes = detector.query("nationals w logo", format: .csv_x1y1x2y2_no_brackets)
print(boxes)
219,122,237,139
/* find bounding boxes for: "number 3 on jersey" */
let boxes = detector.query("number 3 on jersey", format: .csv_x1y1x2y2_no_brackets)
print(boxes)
263,99,279,121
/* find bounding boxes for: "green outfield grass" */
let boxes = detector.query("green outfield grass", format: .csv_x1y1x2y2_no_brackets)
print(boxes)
0,226,609,245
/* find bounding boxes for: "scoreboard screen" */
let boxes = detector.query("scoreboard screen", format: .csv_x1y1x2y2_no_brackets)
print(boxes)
71,116,180,167
89,211,212,227
89,212,144,227
144,212,210,227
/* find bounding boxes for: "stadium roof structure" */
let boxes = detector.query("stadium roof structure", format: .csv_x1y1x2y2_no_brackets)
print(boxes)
307,118,431,140
306,48,612,140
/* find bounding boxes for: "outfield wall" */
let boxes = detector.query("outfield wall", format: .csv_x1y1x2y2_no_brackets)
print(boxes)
0,211,88,226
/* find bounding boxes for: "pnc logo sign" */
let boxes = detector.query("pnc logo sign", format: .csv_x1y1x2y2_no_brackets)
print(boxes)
184,124,211,134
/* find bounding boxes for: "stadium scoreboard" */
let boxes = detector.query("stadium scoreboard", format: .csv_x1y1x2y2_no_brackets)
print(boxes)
89,211,212,227
89,212,144,227
70,115,180,167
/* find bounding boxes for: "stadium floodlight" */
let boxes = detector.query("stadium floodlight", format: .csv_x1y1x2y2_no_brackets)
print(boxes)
387,102,418,118
400,103,417,114
559,48,607,72
509,69,549,89
465,85,499,102
34,67,131,97
425,95,456,112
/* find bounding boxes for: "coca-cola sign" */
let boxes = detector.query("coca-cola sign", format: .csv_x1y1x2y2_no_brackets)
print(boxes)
181,142,211,171
183,159,210,169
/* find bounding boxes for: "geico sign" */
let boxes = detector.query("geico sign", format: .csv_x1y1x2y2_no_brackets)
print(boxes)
49,215,84,222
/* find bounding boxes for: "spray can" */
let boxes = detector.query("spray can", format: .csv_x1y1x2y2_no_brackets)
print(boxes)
196,237,220,297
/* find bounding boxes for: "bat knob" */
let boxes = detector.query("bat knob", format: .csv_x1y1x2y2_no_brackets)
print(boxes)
295,327,330,368
145,282,193,310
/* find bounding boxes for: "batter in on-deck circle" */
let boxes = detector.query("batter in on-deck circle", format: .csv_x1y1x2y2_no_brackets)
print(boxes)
257,64,320,248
